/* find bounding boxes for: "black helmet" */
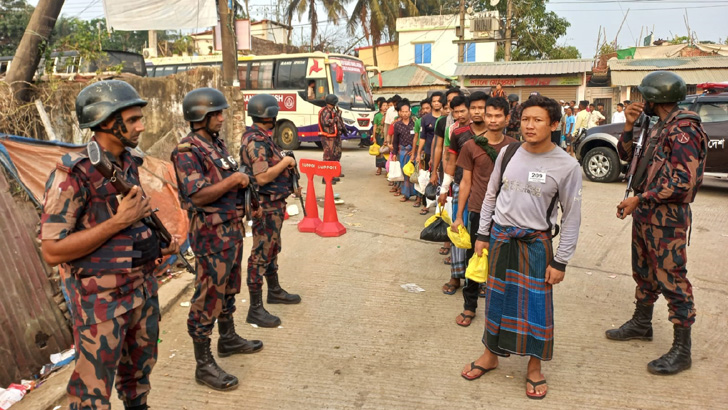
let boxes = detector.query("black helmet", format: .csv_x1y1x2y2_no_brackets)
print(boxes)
76,80,147,129
638,71,687,103
325,94,338,106
183,88,229,122
507,94,519,103
247,94,279,118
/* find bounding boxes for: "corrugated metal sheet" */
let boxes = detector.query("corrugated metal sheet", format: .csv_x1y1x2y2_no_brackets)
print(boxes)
454,59,594,77
0,171,73,387
608,56,728,71
381,64,451,87
611,69,728,86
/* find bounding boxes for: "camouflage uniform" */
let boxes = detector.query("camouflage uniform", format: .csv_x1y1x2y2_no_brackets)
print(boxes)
171,132,245,340
318,106,346,161
240,124,292,291
40,141,161,410
505,104,522,141
618,108,708,327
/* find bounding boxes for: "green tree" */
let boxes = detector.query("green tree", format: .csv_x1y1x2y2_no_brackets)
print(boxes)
549,45,581,59
347,0,418,65
285,0,348,50
0,0,34,56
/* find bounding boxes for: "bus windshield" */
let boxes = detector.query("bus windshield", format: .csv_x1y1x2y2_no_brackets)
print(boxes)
329,57,375,111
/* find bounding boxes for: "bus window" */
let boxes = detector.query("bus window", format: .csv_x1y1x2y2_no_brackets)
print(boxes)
161,66,176,76
290,59,307,89
276,60,293,88
238,62,249,89
176,65,189,73
259,61,273,89
249,62,261,89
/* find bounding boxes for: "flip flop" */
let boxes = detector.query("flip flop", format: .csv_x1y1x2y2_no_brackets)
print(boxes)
442,283,459,295
443,257,451,265
478,284,487,298
526,378,548,400
412,202,421,207
439,247,451,255
461,362,495,381
456,313,475,327
419,208,429,215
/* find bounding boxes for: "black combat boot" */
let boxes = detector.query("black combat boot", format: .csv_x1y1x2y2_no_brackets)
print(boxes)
217,314,263,357
605,302,653,341
246,290,281,327
192,338,239,391
647,325,692,375
266,275,302,304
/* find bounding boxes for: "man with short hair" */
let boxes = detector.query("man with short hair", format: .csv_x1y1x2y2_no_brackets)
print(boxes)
450,95,517,325
492,82,506,98
42,81,180,410
612,103,626,123
430,88,463,188
462,96,582,401
574,100,590,135
588,103,605,129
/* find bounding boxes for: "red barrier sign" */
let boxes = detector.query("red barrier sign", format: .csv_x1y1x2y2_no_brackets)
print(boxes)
298,159,345,237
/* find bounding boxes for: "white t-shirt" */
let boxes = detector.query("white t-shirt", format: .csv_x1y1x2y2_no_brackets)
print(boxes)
384,106,397,125
612,111,626,123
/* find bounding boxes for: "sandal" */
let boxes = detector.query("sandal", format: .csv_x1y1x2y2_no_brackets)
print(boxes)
419,208,429,215
526,378,548,400
439,247,451,255
389,187,398,192
461,362,496,381
399,197,409,202
443,256,451,265
376,170,382,176
478,284,487,298
456,312,475,327
442,282,459,295
412,201,421,207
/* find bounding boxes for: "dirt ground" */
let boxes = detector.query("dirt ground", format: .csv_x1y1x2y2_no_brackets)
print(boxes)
21,141,728,409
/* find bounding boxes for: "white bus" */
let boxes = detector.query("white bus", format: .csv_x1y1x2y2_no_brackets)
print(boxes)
147,52,376,149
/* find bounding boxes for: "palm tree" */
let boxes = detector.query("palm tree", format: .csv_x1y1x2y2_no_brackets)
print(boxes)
285,0,348,51
346,0,418,66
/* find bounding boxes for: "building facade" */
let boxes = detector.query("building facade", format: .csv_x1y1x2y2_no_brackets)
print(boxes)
355,42,399,71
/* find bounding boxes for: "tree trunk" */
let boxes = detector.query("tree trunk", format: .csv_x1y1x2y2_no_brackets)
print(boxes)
504,0,513,61
217,0,238,86
6,0,65,103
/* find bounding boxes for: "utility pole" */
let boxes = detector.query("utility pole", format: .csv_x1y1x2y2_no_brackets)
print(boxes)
6,0,65,103
458,0,465,63
217,0,238,86
504,0,513,61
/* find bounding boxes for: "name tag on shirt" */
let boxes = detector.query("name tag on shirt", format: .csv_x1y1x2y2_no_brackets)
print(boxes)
528,171,547,184
410,130,415,135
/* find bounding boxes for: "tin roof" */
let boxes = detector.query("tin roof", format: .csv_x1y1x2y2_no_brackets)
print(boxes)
454,59,594,77
608,56,728,85
380,64,453,87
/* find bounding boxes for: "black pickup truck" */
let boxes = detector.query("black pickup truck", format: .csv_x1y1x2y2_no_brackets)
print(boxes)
574,90,728,182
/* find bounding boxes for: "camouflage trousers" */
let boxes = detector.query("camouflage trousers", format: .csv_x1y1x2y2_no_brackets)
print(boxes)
632,220,695,327
67,295,159,410
248,209,284,291
321,136,342,162
187,241,243,340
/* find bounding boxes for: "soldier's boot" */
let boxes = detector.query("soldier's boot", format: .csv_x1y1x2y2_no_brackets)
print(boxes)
605,302,653,341
246,290,281,327
217,314,263,357
647,325,692,375
266,275,302,304
193,338,239,391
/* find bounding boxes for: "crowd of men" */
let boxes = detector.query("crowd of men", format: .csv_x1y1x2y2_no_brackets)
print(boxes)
37,70,708,408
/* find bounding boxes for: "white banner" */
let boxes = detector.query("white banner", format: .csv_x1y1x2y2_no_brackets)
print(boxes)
103,0,217,31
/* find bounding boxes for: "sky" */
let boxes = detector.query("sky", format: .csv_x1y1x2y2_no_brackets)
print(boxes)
28,0,728,59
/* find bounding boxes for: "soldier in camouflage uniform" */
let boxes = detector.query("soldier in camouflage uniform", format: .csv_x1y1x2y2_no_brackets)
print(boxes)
240,94,301,328
609,71,708,375
40,80,180,410
505,94,521,141
171,88,263,391
318,94,347,182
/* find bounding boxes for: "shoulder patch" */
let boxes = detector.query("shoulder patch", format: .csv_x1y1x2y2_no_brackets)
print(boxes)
56,150,88,173
243,130,267,143
177,143,193,152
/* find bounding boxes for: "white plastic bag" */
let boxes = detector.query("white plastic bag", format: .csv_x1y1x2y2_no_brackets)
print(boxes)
415,170,430,194
387,160,404,182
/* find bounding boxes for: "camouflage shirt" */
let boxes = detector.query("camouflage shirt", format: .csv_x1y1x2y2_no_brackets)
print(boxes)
507,104,522,132
318,106,346,137
240,124,291,211
171,132,244,256
618,109,708,227
40,141,159,326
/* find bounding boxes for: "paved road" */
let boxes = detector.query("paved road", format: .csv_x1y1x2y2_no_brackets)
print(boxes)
56,142,728,409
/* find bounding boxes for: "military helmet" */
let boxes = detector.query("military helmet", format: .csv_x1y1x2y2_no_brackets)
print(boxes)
638,71,687,104
507,94,519,103
325,94,338,106
183,88,229,122
247,94,279,118
76,80,147,129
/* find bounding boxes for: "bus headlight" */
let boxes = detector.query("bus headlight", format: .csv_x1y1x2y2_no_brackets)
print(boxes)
343,118,356,125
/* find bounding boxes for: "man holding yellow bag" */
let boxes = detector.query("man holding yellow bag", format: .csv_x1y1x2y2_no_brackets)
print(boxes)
450,95,517,327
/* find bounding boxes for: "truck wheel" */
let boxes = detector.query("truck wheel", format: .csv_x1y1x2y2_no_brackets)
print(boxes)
583,146,621,183
275,122,300,150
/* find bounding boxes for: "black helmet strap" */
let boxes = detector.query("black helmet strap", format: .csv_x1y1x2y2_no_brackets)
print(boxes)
191,113,219,139
98,112,136,148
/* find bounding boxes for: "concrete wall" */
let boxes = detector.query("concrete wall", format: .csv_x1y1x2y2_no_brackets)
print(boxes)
357,44,399,71
396,14,497,77
251,21,289,44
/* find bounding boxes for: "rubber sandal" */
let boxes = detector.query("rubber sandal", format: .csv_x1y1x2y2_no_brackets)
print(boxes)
442,283,459,295
412,201,421,207
399,197,408,202
461,362,495,381
443,257,451,265
439,247,450,255
478,284,487,298
456,313,475,327
419,208,429,215
526,378,548,400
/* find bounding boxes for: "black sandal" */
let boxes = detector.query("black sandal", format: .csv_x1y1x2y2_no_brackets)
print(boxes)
456,313,475,327
461,362,495,381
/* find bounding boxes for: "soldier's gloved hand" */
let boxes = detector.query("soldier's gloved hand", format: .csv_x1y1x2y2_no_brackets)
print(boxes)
115,186,151,226
237,172,250,188
161,235,181,256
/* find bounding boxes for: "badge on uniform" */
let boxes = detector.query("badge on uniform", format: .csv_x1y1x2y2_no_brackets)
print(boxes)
677,133,690,144
528,171,547,184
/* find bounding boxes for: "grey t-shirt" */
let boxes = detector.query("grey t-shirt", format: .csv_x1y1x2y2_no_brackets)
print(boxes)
477,145,583,267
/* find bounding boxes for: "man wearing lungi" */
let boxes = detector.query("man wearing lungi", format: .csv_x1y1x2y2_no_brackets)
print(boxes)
462,96,582,400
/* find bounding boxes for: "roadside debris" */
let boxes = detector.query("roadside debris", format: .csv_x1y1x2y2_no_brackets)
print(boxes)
400,283,425,293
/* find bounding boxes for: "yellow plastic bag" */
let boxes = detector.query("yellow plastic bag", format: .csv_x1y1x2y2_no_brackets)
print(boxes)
465,249,489,283
424,206,451,227
402,161,415,177
447,224,471,249
369,143,381,156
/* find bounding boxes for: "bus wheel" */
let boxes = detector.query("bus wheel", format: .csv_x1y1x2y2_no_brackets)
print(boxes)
275,121,300,150
314,141,323,149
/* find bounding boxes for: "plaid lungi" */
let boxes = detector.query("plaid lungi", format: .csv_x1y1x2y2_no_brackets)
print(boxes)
483,223,555,360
